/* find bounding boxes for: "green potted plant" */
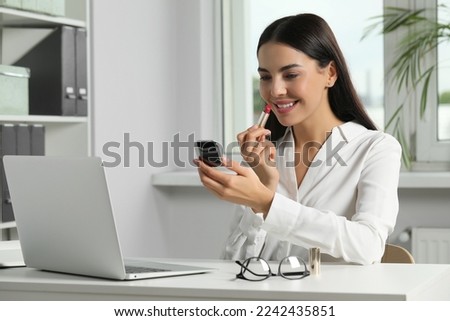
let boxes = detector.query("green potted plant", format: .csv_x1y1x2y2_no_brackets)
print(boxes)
363,5,450,169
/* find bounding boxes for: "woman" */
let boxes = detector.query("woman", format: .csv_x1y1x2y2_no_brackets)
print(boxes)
195,13,401,265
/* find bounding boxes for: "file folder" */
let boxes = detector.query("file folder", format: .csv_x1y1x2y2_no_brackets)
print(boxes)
14,26,78,116
15,124,31,156
75,28,88,116
0,124,45,222
0,124,17,223
30,125,45,156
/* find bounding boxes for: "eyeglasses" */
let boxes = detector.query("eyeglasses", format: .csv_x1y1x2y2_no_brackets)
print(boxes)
235,256,310,281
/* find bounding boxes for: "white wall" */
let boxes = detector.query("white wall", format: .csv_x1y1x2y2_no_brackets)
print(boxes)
90,0,230,259
393,189,450,252
91,0,177,257
90,0,450,259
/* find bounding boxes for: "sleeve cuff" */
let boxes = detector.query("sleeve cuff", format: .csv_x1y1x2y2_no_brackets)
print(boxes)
239,205,265,231
262,193,303,237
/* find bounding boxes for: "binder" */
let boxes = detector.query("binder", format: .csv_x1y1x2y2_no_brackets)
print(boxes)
75,28,88,116
14,26,77,116
0,124,17,223
0,124,45,222
15,124,31,155
30,125,45,156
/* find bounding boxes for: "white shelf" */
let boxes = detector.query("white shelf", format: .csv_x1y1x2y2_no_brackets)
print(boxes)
0,2,90,238
0,221,16,230
0,114,87,124
0,1,91,159
0,7,85,28
152,170,450,188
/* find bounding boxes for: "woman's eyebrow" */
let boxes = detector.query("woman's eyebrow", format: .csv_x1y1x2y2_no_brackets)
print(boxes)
257,64,303,73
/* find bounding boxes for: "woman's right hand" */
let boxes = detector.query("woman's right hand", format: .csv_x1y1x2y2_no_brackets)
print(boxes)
237,125,279,192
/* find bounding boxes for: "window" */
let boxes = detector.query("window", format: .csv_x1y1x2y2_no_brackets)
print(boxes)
406,0,450,166
222,0,450,167
438,0,450,141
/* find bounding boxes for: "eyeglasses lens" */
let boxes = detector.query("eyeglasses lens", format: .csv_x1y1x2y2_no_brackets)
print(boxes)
279,256,308,279
241,258,271,281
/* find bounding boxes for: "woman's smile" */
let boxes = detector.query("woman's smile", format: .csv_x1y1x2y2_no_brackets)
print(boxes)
273,100,299,114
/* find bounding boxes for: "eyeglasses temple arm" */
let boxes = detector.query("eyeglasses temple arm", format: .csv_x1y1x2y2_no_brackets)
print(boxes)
235,260,274,277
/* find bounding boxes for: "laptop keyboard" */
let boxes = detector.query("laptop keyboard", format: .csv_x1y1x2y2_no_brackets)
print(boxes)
125,265,170,274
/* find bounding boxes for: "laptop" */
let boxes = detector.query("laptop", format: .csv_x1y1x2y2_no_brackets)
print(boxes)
3,155,212,280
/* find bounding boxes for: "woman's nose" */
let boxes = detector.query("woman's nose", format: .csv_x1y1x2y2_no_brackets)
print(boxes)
270,79,287,97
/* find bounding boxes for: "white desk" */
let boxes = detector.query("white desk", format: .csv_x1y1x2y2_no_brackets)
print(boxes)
1,259,450,300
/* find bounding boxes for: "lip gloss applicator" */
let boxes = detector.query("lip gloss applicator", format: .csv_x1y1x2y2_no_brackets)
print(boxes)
256,104,272,128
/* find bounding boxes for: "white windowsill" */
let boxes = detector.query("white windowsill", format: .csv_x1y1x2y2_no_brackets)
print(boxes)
151,171,450,188
398,171,450,188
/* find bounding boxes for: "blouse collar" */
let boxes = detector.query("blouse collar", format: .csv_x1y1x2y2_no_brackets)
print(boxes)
280,121,369,144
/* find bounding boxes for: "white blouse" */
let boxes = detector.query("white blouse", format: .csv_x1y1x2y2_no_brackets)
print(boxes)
222,121,402,265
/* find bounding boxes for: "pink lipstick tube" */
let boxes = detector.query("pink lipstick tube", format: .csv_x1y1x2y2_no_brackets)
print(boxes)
256,104,271,128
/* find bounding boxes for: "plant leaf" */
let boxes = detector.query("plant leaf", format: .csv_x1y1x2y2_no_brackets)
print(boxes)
385,104,404,130
419,67,435,118
394,118,412,170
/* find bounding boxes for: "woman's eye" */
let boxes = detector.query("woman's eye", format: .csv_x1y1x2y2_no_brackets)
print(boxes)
285,73,299,79
259,75,271,81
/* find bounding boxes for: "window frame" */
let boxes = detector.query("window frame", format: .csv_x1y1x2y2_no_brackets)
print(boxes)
414,0,450,165
221,0,253,148
384,0,450,169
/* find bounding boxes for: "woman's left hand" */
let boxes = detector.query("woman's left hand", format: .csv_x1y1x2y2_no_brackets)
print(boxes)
195,157,275,216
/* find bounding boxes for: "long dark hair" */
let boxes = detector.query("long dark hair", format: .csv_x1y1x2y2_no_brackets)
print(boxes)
257,13,377,141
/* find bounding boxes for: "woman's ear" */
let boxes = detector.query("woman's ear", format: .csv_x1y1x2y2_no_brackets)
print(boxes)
326,61,338,87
